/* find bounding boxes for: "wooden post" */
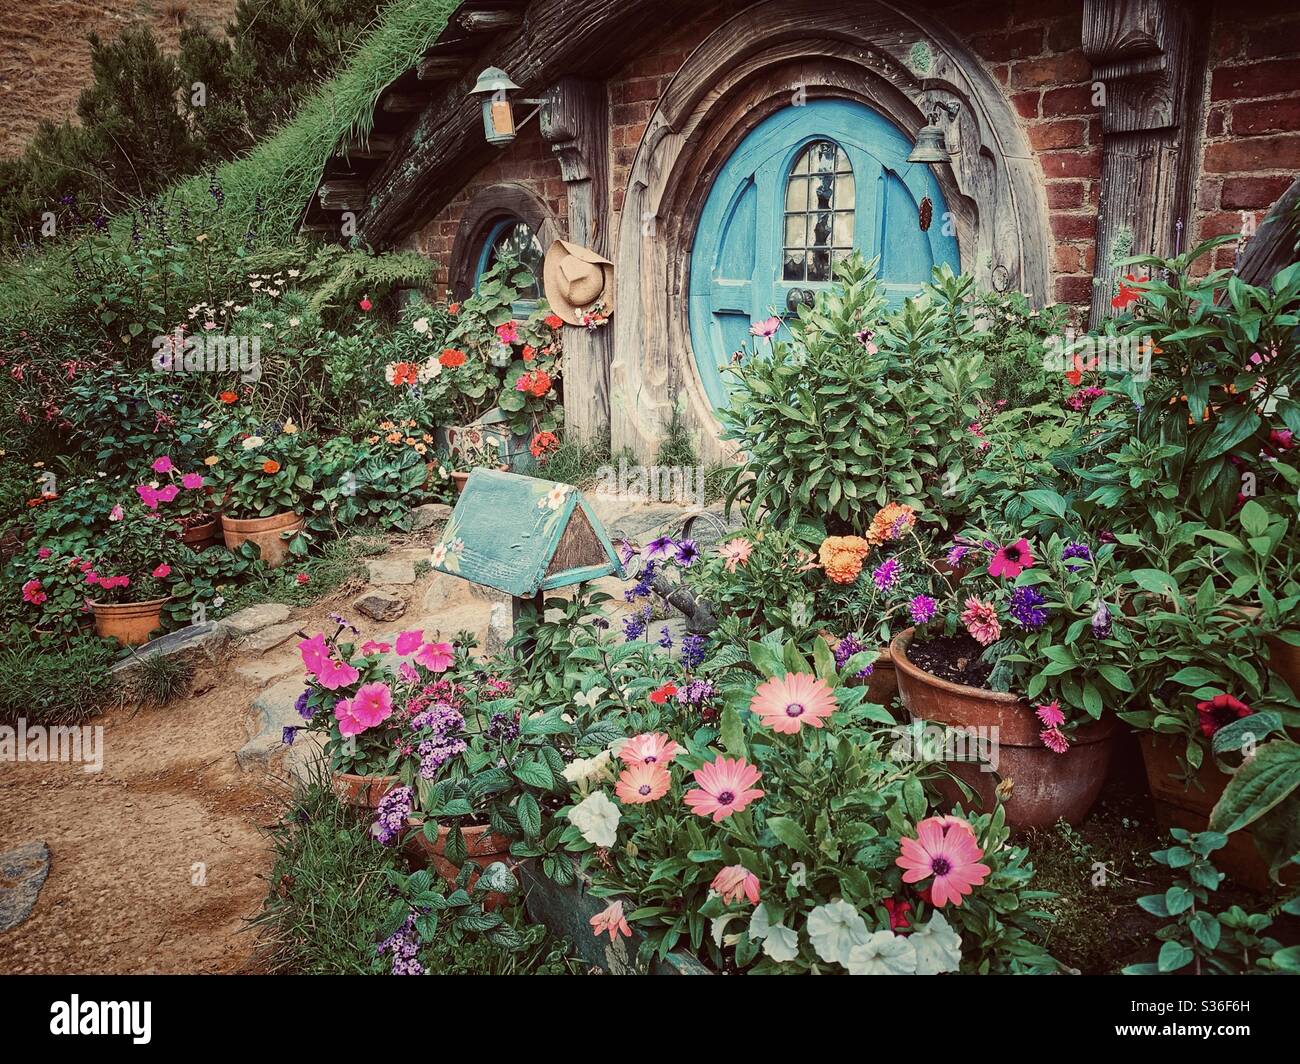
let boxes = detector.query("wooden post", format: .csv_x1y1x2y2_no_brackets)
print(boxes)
511,591,544,661
1083,0,1206,327
540,77,612,445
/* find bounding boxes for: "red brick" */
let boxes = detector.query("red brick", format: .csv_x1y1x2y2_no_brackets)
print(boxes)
625,48,690,79
614,145,636,168
1045,181,1085,209
613,76,665,105
611,100,654,127
1210,59,1300,101
1204,134,1300,171
1197,176,1222,211
1029,119,1088,150
1039,148,1103,179
1199,210,1258,239
1247,19,1300,58
1041,84,1097,116
1053,244,1083,272
1205,106,1227,136
973,27,1044,62
1009,53,1091,88
1220,174,1295,209
1054,275,1095,304
991,63,1011,86
1212,24,1245,60
1051,213,1097,240
1232,98,1300,135
1011,91,1040,119
1046,16,1080,53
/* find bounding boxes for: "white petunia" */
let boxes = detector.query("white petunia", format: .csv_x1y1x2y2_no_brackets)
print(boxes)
573,687,605,709
566,789,620,848
806,899,870,967
749,904,800,963
241,435,264,450
562,749,613,787
845,930,917,975
909,911,963,975
412,317,430,334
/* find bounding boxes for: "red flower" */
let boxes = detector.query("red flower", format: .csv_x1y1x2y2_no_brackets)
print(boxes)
649,683,678,704
359,295,373,312
522,344,536,362
262,459,281,474
530,431,560,459
526,369,552,397
544,313,564,330
1110,273,1143,310
219,391,239,404
438,348,467,368
448,302,461,315
883,897,912,931
1196,693,1252,738
295,573,310,585
1064,354,1085,387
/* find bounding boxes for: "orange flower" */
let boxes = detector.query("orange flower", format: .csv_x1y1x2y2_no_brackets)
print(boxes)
219,391,238,404
262,459,281,474
818,535,871,585
866,503,917,547
439,348,467,368
544,313,564,329
448,302,461,315
522,344,536,362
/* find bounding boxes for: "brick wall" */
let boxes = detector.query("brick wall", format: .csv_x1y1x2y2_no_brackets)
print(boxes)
1194,0,1300,274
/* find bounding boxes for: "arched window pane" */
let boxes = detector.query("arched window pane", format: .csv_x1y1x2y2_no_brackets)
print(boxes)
782,140,853,282
481,220,543,300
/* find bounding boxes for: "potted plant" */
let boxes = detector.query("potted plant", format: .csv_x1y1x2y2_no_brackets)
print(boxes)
141,455,219,548
446,428,510,494
214,419,313,567
891,525,1126,828
77,500,182,645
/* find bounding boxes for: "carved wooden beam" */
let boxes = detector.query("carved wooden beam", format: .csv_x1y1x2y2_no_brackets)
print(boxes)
379,93,426,114
342,133,397,159
1083,0,1206,325
317,181,368,212
457,9,524,33
540,76,611,443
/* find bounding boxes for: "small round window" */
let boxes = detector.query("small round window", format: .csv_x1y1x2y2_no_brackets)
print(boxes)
782,140,855,282
476,218,544,314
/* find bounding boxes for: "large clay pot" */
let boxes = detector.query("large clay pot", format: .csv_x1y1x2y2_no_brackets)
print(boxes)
90,597,169,646
221,510,304,568
1137,734,1292,891
331,770,400,809
890,628,1116,829
864,646,899,709
1266,632,1300,696
405,818,515,910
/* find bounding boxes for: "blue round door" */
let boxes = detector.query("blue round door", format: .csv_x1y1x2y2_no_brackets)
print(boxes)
687,99,961,410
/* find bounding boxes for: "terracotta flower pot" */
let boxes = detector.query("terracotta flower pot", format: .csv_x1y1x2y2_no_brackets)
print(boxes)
864,647,899,709
450,465,510,495
331,770,400,809
405,818,515,910
180,515,220,550
1266,631,1300,696
90,597,169,646
221,510,304,568
890,628,1116,829
1137,733,1291,891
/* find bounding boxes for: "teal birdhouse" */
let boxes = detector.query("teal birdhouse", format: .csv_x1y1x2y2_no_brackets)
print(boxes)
429,470,624,598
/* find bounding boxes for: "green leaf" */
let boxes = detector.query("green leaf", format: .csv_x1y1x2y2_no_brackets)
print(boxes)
1165,885,1193,915
1188,911,1221,951
1209,740,1300,834
516,792,542,838
1157,940,1194,973
764,816,811,854
720,703,746,758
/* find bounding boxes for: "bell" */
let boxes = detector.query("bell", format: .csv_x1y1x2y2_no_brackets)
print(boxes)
907,118,950,164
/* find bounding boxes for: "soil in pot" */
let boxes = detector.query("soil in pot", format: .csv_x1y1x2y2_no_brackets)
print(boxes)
221,511,304,568
891,628,1116,829
405,818,515,910
90,597,169,646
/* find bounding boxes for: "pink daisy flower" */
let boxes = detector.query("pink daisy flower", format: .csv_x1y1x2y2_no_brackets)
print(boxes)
614,762,671,804
895,816,991,907
960,597,1002,646
711,865,760,905
749,316,780,338
684,756,764,821
988,538,1034,580
718,538,752,572
750,672,838,734
1040,727,1070,754
618,732,681,767
590,899,631,941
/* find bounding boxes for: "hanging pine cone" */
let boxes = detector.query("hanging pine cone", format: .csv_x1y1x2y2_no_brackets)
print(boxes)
919,196,933,232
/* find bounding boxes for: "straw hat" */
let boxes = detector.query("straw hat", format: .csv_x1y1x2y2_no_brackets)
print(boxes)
542,239,613,326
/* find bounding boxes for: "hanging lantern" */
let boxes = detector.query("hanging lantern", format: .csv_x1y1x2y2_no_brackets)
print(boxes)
470,67,522,146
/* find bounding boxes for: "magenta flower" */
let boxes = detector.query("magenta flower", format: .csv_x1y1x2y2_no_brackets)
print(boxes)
21,579,46,605
395,629,424,656
496,321,519,344
414,642,454,673
1040,728,1069,754
181,473,204,489
152,456,174,474
908,594,937,624
152,564,171,578
298,633,329,676
136,484,159,509
872,557,901,590
36,547,51,560
108,505,124,522
350,682,394,729
156,484,179,503
360,640,391,656
333,698,367,737
1035,701,1065,727
317,658,361,691
988,538,1034,580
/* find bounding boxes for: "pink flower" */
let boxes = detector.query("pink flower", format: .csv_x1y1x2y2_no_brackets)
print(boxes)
618,732,680,767
615,762,671,804
21,579,46,605
1035,700,1065,727
136,484,159,509
333,698,368,736
718,538,752,572
295,573,309,585
750,672,838,734
152,564,171,578
1040,727,1070,754
496,321,519,344
414,641,454,673
398,662,419,685
590,899,631,942
988,538,1034,580
152,456,174,474
181,473,204,489
108,505,124,522
960,596,1001,646
350,682,394,728
749,316,780,338
36,547,51,559
317,658,361,691
896,816,991,907
395,629,424,656
298,633,329,676
360,641,392,656
684,756,765,822
156,484,179,503
711,865,760,905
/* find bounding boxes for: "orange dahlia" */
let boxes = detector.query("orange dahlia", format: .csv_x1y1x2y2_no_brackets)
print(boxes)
818,535,871,584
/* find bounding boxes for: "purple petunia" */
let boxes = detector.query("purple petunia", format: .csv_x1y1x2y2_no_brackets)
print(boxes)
674,539,700,567
645,535,675,560
294,688,314,721
1062,542,1092,571
1091,600,1112,638
1008,585,1050,629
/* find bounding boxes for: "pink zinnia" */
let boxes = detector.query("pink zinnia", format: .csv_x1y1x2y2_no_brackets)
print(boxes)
750,672,838,734
896,816,991,907
350,682,394,728
395,629,424,656
152,563,171,578
414,641,454,673
590,899,631,941
317,658,361,691
960,597,1001,646
1035,700,1065,727
298,633,329,676
711,865,760,905
684,756,764,822
618,732,680,767
181,473,204,489
152,456,174,474
615,762,671,804
1040,727,1070,754
988,538,1034,580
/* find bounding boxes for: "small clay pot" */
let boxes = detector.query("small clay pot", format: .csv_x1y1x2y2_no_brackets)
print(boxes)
405,818,514,910
90,597,169,646
331,771,400,809
180,515,220,550
221,510,304,568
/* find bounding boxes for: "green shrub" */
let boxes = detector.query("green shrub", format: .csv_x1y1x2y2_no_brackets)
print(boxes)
0,636,117,726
